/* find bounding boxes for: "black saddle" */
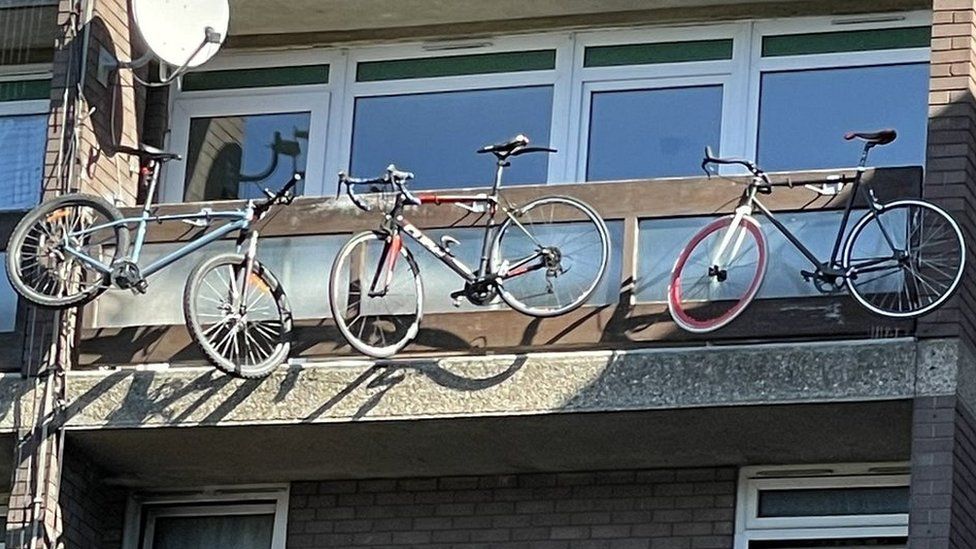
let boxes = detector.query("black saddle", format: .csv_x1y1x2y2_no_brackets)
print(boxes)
844,129,897,146
114,143,182,162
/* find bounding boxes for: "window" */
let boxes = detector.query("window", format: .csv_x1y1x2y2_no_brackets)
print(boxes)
734,464,909,549
123,486,288,549
750,21,930,171
572,28,743,182
0,78,48,210
165,13,930,202
343,44,564,190
165,57,332,203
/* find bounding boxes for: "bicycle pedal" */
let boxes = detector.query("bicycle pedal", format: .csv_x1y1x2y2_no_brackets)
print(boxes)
449,289,466,308
133,280,148,295
800,269,816,281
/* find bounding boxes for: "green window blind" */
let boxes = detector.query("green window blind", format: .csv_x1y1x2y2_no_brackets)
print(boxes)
584,39,733,67
0,79,50,102
762,26,930,57
356,50,556,82
182,65,330,91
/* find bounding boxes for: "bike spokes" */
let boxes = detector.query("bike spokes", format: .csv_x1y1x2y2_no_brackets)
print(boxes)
329,232,422,358
492,196,610,317
845,201,965,317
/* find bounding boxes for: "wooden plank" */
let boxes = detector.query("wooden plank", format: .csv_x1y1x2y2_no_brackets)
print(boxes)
77,295,914,367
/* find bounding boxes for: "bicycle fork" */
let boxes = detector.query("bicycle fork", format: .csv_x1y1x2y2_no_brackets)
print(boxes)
709,205,754,282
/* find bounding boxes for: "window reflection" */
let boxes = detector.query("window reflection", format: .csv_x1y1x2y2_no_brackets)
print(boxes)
758,63,928,171
351,86,553,189
587,85,723,181
183,112,310,202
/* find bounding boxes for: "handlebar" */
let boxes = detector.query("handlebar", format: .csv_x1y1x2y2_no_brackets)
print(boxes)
701,146,763,176
338,164,417,212
253,171,302,218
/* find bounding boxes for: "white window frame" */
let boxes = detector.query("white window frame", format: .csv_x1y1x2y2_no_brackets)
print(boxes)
338,33,574,188
0,65,50,212
745,12,932,164
569,23,752,181
734,463,910,549
164,50,339,203
122,484,289,549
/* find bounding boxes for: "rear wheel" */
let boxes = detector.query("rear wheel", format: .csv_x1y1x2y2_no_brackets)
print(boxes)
6,193,127,308
184,253,292,379
329,231,423,358
843,200,965,318
490,196,610,317
668,214,767,333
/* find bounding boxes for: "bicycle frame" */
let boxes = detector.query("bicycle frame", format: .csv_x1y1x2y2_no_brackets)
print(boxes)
723,150,901,281
367,162,547,297
59,158,258,282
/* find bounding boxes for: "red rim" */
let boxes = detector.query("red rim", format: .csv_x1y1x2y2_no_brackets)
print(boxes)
668,216,767,332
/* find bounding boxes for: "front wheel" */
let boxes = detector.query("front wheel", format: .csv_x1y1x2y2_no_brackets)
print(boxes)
843,200,965,318
184,253,292,379
490,196,610,317
668,214,768,333
329,231,423,358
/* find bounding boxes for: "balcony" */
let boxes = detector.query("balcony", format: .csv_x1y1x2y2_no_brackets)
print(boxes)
74,166,921,369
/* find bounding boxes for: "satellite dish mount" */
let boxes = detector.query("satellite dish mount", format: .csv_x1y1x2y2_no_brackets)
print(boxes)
96,0,230,86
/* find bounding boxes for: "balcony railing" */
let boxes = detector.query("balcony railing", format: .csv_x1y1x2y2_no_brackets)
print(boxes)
8,166,920,369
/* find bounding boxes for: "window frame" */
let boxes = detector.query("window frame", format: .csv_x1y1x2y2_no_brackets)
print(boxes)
745,12,932,165
734,463,910,549
337,33,574,188
165,50,339,203
123,484,289,549
0,65,49,212
569,23,752,180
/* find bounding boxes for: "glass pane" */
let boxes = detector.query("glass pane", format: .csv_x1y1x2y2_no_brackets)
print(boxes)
182,65,329,91
584,39,733,67
635,210,866,303
587,85,722,181
0,114,46,209
351,86,553,189
758,487,909,517
93,235,346,328
357,50,556,82
758,63,928,171
762,27,930,57
183,112,310,202
151,513,273,549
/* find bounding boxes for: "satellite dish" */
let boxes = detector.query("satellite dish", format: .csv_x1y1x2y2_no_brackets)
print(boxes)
131,0,229,69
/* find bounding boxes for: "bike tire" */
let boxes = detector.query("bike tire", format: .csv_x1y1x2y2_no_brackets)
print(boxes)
329,231,424,358
6,193,128,309
843,199,965,318
490,195,610,317
184,252,292,379
668,214,767,333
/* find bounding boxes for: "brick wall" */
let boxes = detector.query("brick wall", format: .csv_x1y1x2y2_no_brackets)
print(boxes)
288,468,735,549
923,0,976,342
908,395,976,548
58,441,126,549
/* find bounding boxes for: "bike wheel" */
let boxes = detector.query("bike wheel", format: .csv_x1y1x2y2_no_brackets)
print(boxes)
184,253,292,379
668,214,768,333
843,200,965,318
490,196,610,317
6,193,128,308
329,231,423,358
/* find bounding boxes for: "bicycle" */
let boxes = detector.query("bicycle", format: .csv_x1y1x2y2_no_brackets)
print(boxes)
331,134,611,358
667,129,966,333
6,136,301,378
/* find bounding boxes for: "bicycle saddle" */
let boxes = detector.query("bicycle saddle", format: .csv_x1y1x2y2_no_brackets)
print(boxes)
114,143,183,162
478,134,531,155
844,129,897,146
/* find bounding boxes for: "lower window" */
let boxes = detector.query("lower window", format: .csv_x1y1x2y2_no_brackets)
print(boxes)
735,464,909,549
127,486,288,549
